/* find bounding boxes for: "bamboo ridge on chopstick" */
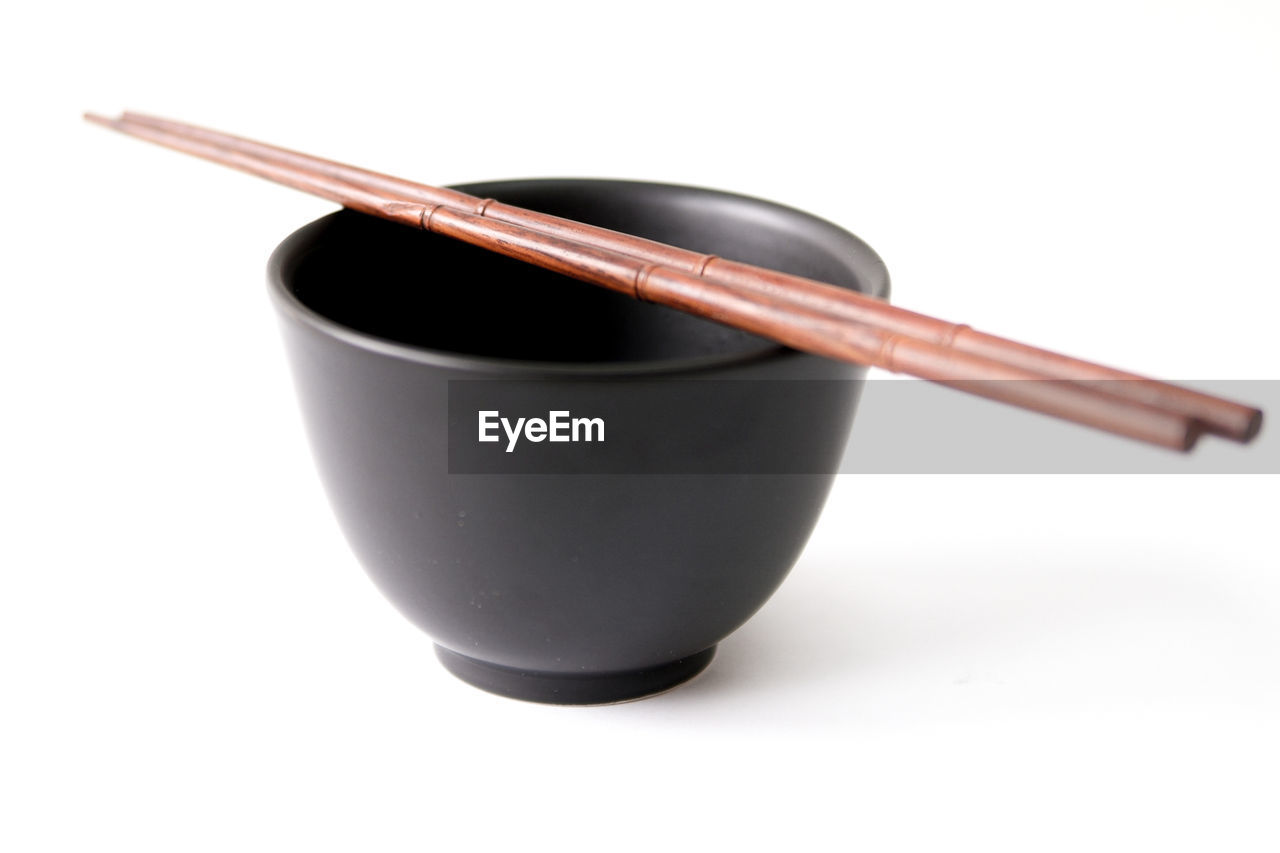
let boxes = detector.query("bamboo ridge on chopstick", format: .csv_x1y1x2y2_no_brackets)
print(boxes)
84,111,1263,452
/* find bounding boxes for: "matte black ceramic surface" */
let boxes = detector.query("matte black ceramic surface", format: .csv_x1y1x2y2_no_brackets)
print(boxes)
268,179,889,704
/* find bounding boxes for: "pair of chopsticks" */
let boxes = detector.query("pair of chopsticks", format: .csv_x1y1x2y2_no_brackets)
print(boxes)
85,111,1262,452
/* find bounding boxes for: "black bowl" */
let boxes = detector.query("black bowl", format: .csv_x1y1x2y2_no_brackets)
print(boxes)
268,179,889,703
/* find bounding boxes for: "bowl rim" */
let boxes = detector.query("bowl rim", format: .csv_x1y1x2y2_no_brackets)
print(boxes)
267,177,890,378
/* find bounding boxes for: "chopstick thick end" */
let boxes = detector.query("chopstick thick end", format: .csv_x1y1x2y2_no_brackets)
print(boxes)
1240,408,1264,443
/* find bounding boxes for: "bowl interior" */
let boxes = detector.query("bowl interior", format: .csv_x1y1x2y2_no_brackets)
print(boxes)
280,179,885,365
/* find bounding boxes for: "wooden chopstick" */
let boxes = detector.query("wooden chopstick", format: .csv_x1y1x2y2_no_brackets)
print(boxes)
85,112,1218,450
110,111,1262,445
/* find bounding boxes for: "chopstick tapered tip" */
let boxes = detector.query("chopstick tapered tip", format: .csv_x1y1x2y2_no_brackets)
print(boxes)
83,112,118,127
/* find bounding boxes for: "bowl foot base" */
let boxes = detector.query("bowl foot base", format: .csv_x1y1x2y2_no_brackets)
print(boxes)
434,645,716,705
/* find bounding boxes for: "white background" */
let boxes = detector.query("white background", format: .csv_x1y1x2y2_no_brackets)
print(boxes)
3,1,1277,850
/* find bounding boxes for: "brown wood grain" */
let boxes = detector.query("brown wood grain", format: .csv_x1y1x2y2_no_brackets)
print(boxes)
112,111,1262,444
86,111,1266,451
